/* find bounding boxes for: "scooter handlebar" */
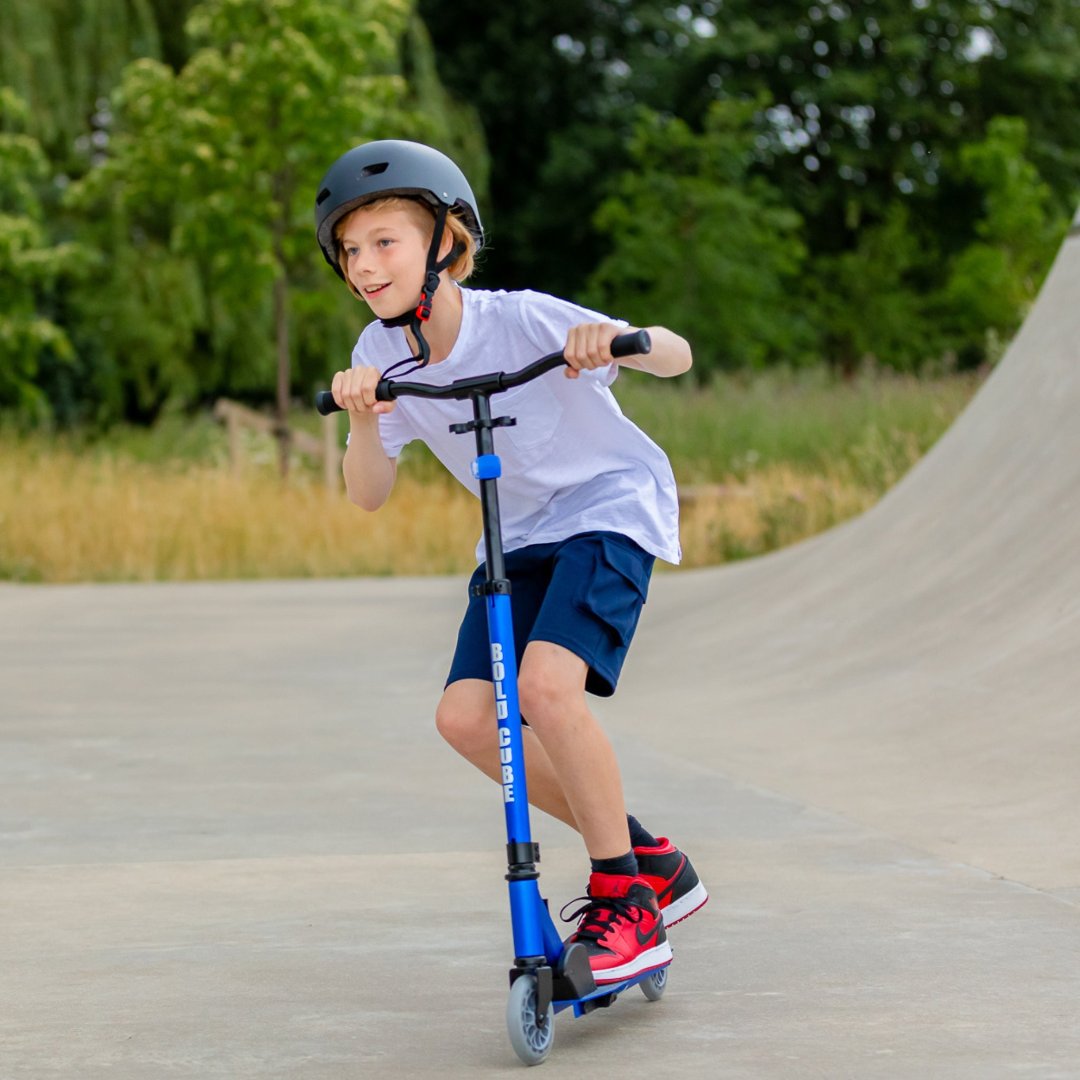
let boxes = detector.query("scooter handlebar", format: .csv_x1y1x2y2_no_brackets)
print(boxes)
314,328,651,415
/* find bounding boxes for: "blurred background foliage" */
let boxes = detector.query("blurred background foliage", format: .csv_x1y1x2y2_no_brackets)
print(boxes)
0,0,1077,429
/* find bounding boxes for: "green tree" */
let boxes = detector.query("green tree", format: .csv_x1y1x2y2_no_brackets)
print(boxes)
60,207,208,424
808,202,931,374
71,0,413,466
572,0,1080,256
940,116,1069,364
415,0,636,295
0,1,161,171
587,102,809,374
0,88,87,416
420,0,1080,366
399,14,490,206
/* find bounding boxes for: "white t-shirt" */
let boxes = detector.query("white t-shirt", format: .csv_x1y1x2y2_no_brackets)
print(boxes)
350,287,682,564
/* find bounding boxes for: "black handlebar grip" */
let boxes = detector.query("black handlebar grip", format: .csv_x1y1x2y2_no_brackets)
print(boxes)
314,381,397,414
610,329,652,358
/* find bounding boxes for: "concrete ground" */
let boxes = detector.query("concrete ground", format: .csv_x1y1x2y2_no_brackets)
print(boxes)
2,218,1078,1078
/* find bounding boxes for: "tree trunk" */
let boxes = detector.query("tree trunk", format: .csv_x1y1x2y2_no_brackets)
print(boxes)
273,268,290,480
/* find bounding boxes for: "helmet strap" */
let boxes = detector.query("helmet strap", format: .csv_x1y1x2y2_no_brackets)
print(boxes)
378,204,466,370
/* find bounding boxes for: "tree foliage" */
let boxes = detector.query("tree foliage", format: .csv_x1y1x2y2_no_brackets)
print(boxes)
66,0,415,435
414,0,637,295
0,0,161,171
940,115,1065,357
2,0,1078,428
422,0,1079,368
560,0,1080,243
587,101,809,373
809,202,932,373
0,88,89,415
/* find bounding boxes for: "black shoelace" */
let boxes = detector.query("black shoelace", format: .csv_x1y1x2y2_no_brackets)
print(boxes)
559,894,644,944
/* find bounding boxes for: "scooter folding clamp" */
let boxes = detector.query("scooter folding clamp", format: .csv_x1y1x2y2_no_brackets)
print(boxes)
469,578,511,598
505,840,541,881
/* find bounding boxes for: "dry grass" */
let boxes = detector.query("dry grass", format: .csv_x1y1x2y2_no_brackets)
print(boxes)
0,444,478,582
0,369,976,582
676,425,926,566
0,435,921,583
679,462,896,568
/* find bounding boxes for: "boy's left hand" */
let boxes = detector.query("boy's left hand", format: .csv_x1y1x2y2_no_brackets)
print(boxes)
562,322,626,379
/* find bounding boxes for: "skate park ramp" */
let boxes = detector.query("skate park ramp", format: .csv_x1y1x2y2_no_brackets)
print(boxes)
2,213,1079,1077
622,204,1080,894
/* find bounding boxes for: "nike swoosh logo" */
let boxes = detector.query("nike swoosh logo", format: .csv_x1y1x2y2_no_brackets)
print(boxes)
655,856,686,903
635,920,660,947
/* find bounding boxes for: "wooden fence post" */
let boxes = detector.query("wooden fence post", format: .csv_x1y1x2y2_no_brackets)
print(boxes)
213,398,343,489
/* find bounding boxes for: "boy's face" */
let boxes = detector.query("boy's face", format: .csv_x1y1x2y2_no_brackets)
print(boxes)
339,203,432,316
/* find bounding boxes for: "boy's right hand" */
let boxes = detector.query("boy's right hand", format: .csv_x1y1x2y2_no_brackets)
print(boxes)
331,365,397,416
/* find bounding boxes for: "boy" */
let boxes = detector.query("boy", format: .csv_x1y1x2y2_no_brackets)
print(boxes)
316,140,706,983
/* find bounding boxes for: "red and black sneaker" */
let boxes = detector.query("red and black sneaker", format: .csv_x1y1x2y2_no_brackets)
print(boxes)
561,873,672,986
634,838,709,927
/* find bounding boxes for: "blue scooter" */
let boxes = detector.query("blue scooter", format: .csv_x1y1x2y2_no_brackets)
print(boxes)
317,329,669,1065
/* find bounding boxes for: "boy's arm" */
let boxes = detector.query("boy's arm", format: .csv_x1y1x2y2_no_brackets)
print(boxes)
333,364,397,511
342,414,396,511
563,323,692,379
617,325,692,377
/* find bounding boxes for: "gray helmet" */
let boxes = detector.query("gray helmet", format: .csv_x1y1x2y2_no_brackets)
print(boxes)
314,139,484,280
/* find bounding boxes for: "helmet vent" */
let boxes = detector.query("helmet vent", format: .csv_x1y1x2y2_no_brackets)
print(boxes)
316,187,331,206
360,162,389,178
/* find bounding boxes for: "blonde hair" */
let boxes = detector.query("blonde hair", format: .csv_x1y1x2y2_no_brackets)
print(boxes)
334,196,477,300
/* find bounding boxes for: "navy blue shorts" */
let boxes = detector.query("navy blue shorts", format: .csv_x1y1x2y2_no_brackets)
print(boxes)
446,531,655,698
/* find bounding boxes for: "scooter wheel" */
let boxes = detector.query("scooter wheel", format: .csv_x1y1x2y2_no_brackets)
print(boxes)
506,973,554,1065
640,965,668,1001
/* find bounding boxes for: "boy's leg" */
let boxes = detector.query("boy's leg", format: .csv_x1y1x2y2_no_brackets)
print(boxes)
517,641,676,983
516,640,632,860
436,678,579,828
437,673,708,926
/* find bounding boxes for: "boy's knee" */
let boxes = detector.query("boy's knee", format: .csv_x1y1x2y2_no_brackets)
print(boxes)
517,641,588,730
434,695,468,746
435,686,490,752
518,668,579,732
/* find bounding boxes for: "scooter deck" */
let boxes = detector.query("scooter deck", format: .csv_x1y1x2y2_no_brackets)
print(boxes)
552,960,672,1018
